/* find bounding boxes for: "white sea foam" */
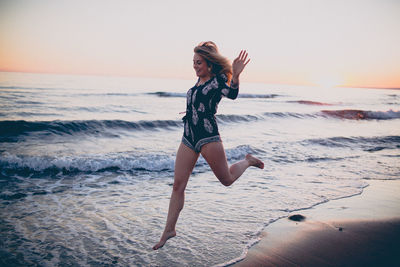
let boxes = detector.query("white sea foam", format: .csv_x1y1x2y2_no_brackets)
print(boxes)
0,145,258,174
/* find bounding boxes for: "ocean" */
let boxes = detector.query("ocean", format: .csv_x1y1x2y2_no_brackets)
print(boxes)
0,71,399,266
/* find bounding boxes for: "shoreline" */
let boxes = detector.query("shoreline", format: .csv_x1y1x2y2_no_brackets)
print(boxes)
233,179,400,266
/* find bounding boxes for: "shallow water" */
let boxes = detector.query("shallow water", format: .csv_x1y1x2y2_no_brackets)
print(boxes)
1,72,399,266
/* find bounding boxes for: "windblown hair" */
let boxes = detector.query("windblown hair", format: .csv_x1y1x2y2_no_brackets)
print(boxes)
194,41,232,84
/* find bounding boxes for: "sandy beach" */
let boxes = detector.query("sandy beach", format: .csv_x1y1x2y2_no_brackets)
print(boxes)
234,179,400,267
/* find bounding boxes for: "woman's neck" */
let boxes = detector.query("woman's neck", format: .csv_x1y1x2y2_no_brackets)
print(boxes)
198,75,212,85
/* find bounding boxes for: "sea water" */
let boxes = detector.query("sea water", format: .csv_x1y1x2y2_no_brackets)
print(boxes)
0,72,399,266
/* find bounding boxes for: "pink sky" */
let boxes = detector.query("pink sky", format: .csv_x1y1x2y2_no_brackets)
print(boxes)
1,0,399,88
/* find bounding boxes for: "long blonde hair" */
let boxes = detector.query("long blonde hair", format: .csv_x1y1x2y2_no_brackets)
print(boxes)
194,41,232,84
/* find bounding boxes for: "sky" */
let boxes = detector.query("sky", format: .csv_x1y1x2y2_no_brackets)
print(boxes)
0,0,399,88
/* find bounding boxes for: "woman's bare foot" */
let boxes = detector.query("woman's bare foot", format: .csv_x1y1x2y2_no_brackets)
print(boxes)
246,154,264,169
153,230,176,250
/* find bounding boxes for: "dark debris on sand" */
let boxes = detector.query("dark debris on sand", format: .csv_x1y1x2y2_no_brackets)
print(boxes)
288,214,306,222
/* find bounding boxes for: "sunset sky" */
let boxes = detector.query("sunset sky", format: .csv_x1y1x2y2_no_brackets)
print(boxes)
1,0,399,88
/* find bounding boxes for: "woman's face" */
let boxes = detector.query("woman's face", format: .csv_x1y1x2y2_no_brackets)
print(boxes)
193,53,210,79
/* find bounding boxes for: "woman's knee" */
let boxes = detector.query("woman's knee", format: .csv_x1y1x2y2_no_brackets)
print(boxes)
220,179,233,187
217,174,234,187
172,180,187,193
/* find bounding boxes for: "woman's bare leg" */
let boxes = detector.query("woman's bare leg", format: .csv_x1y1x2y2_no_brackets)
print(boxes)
201,142,264,186
153,143,199,250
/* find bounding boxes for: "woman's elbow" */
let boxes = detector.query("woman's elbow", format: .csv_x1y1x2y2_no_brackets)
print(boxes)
228,93,238,100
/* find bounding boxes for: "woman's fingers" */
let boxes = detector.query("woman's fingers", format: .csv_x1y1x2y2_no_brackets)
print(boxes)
234,51,242,63
242,51,248,62
238,50,244,60
236,50,249,62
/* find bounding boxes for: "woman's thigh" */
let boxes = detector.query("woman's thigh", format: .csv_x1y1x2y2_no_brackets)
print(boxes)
200,141,231,182
173,142,199,191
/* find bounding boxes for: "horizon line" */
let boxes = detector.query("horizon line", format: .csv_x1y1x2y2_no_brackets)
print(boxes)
1,69,399,90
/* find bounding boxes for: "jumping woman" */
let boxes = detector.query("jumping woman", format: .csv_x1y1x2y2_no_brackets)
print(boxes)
153,41,264,250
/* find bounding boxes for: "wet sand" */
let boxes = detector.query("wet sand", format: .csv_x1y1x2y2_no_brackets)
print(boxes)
234,180,400,267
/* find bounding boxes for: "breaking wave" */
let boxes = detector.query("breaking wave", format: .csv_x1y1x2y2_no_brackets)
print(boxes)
0,145,257,177
2,109,398,142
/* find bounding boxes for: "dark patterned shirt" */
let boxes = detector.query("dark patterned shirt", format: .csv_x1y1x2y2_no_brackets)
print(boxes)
182,73,239,152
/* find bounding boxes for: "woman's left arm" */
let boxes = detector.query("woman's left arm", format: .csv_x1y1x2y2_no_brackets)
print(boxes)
220,50,250,100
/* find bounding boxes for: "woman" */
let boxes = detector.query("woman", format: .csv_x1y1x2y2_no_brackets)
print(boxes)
153,41,264,250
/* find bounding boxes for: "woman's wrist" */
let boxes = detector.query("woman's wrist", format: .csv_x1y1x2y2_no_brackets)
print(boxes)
232,75,240,84
231,75,240,88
